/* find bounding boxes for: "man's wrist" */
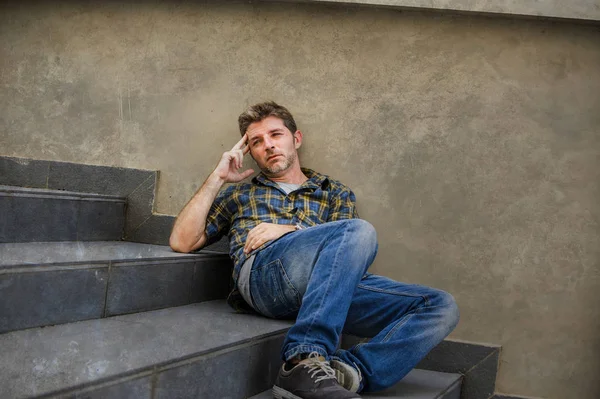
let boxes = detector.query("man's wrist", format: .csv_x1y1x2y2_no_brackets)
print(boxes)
206,171,226,188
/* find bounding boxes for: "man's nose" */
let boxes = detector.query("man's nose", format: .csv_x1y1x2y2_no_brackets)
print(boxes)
263,138,275,149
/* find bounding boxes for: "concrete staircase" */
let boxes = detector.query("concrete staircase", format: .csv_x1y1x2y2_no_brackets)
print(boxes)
0,178,463,398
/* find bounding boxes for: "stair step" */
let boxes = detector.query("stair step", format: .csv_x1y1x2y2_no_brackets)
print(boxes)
0,241,231,333
0,185,126,242
250,368,462,399
0,300,292,398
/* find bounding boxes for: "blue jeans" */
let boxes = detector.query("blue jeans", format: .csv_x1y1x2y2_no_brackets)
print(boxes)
249,219,459,392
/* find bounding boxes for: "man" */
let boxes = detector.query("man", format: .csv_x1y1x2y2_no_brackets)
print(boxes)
170,101,459,399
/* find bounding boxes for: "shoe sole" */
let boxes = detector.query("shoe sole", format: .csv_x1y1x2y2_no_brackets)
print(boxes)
272,385,303,399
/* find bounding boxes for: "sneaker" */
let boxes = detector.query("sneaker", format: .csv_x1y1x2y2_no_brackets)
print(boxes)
330,359,362,393
273,353,361,399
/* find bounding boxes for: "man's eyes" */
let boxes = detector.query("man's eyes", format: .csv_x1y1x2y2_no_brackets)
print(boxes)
250,132,282,146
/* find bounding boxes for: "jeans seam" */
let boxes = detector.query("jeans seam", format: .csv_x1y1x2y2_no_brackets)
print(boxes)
351,343,365,355
252,259,301,318
381,310,417,343
278,259,302,305
357,284,429,301
380,293,435,343
301,222,347,345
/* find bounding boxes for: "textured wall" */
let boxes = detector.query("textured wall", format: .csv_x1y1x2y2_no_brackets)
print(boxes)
284,0,600,21
1,2,599,398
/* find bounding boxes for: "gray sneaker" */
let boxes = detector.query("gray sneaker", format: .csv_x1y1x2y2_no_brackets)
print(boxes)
273,354,361,399
331,359,362,393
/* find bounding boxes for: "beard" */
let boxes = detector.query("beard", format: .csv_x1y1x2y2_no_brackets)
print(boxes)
263,151,297,175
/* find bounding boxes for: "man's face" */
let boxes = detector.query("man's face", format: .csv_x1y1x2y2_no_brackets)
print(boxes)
245,116,301,177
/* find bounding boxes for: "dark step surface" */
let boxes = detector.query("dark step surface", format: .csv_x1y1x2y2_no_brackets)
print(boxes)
0,300,292,399
0,241,232,333
0,185,126,242
250,370,462,399
250,368,462,399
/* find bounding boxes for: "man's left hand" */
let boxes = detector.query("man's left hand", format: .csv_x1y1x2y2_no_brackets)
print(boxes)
244,223,295,254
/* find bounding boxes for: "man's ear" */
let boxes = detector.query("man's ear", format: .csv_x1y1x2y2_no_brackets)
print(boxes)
293,130,303,149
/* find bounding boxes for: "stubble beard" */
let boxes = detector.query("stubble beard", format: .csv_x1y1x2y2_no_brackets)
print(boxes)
263,151,297,176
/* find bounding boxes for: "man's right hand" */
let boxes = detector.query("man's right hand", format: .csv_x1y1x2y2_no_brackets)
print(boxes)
170,133,254,253
213,133,254,183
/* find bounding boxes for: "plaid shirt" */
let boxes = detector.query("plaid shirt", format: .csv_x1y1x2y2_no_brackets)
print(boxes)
204,168,359,285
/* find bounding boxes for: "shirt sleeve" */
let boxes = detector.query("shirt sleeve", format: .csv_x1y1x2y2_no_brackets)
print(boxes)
327,185,359,221
204,186,233,247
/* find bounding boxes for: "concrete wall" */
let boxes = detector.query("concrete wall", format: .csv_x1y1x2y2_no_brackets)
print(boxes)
1,2,599,398
284,0,600,21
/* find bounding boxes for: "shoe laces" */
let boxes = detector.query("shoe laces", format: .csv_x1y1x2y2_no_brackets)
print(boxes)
301,352,337,384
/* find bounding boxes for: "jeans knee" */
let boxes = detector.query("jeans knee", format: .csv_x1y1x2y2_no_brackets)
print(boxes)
437,291,460,333
346,219,378,253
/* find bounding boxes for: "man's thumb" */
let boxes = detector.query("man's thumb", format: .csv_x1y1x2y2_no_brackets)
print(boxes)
240,169,254,179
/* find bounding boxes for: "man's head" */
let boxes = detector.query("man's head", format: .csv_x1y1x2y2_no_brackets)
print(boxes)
238,101,303,179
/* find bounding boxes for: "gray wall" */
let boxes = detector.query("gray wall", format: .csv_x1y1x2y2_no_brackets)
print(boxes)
1,2,599,398
286,0,600,21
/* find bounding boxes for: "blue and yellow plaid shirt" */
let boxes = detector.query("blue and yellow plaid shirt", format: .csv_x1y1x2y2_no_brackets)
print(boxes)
204,168,359,284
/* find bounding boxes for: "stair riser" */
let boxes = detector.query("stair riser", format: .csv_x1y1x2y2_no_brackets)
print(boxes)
442,381,461,399
0,257,231,333
154,335,284,399
0,192,125,242
46,334,285,399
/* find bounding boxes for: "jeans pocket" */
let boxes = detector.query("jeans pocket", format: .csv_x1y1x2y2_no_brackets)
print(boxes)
250,259,301,319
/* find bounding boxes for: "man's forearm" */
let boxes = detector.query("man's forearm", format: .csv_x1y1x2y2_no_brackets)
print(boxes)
171,132,253,252
169,172,225,253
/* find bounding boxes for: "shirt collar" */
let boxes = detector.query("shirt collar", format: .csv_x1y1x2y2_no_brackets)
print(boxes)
252,168,328,190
